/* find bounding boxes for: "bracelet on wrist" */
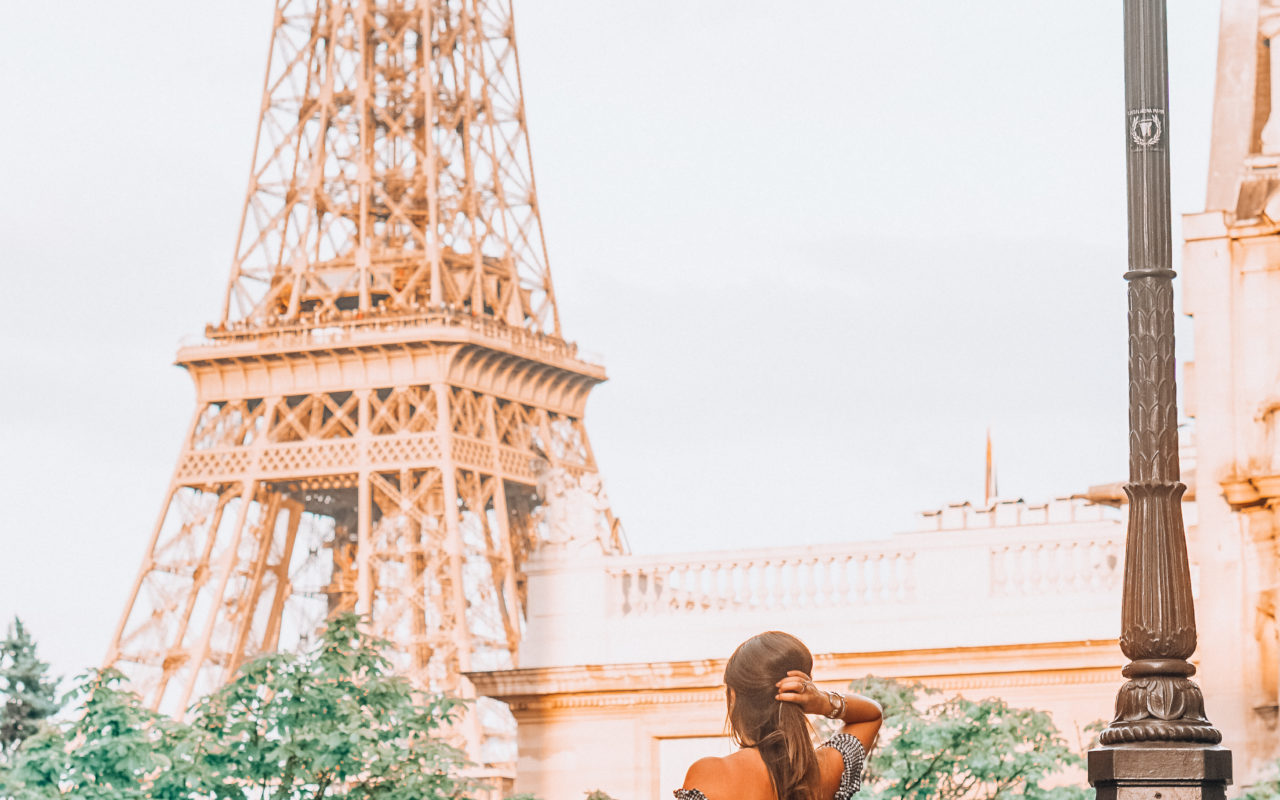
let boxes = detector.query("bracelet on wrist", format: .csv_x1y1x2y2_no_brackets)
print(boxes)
824,690,845,720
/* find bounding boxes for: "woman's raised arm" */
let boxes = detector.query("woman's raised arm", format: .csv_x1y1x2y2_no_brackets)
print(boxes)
775,670,883,752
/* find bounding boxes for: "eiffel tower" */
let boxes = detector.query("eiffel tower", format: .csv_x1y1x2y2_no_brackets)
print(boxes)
105,0,622,735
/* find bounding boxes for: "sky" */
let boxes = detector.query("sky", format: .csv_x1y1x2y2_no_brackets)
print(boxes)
0,1,1224,680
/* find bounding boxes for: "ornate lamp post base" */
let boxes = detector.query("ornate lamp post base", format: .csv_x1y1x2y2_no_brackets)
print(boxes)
1090,746,1232,800
1100,652,1220,744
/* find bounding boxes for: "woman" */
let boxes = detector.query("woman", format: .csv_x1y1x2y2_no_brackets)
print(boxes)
675,631,883,800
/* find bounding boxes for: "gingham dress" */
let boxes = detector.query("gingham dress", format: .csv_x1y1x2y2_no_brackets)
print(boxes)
673,733,865,800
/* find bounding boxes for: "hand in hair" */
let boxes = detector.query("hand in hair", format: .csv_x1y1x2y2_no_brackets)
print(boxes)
775,670,833,715
775,670,884,753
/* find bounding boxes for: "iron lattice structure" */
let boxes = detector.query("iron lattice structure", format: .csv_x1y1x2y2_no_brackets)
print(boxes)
106,0,621,751
225,0,559,333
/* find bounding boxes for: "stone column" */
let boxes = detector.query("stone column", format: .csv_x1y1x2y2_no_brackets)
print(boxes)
1260,0,1280,154
1089,1,1233,798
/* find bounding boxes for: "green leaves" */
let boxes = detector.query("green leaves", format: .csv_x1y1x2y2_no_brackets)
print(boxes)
185,614,471,800
846,676,1090,800
0,668,181,799
0,614,473,800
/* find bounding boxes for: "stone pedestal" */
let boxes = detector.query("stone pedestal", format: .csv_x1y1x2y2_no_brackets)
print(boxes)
1089,746,1232,800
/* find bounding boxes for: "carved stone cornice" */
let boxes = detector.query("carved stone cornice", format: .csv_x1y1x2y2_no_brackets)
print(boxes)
469,639,1125,716
1221,473,1280,510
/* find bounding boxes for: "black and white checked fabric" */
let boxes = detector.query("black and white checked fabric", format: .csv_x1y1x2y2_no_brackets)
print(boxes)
818,732,866,800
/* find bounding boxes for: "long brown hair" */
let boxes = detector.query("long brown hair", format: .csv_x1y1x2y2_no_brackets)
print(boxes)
724,632,820,800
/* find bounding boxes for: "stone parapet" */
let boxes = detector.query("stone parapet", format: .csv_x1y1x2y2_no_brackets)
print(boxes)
518,508,1126,669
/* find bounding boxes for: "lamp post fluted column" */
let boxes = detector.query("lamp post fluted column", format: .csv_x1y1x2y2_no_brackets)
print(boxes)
1088,1,1232,798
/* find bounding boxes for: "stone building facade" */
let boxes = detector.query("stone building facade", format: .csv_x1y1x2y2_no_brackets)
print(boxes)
468,2,1280,797
472,500,1129,799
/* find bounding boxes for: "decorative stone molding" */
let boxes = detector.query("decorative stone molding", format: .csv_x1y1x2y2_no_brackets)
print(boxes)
471,639,1125,715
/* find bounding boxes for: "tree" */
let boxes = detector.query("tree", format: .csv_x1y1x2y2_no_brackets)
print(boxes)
838,676,1090,800
0,614,472,799
0,618,59,756
185,614,470,799
0,668,183,799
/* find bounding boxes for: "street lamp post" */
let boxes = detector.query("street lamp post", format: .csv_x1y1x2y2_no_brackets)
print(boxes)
1088,2,1232,798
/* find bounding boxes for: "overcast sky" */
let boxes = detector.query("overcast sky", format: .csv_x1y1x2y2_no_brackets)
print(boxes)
0,1,1222,679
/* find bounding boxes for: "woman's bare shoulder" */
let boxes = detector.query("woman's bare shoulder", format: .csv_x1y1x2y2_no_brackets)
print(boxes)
683,755,732,787
682,750,769,799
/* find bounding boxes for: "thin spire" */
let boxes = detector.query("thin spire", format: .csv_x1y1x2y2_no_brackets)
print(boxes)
984,428,996,506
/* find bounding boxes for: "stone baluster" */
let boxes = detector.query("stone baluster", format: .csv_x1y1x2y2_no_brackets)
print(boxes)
778,559,794,607
640,566,658,616
706,562,722,612
723,561,738,609
1014,545,1031,595
727,560,740,609
1028,543,1046,594
752,560,768,610
1088,542,1100,590
664,563,683,614
885,552,901,601
640,567,656,616
622,569,640,616
868,553,884,602
1107,540,1122,589
609,569,623,616
686,562,701,613
681,563,698,613
835,555,852,606
1034,543,1050,592
1065,541,1082,592
819,556,835,607
709,561,722,611
771,560,788,610
724,561,738,610
990,546,1007,596
1054,542,1069,592
1082,542,1098,592
1048,542,1064,592
1006,547,1020,595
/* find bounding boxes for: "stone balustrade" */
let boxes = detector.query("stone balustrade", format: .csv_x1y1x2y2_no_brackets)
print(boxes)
518,499,1129,670
606,544,917,618
989,537,1122,596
